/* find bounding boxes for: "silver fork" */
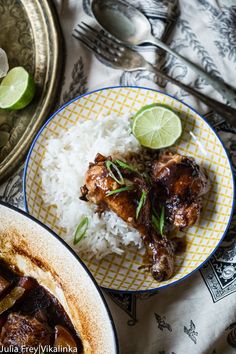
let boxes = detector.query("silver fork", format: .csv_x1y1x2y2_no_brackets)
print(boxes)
73,22,236,127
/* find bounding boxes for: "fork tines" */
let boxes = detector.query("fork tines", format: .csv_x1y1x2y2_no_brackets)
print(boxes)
73,22,123,63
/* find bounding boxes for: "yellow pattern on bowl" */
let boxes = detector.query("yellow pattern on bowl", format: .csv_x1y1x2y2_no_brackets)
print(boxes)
24,87,234,292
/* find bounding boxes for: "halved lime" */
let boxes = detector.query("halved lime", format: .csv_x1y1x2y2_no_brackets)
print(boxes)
0,67,36,110
132,104,182,149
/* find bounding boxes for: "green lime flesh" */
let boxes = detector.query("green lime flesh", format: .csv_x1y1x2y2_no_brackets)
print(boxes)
0,67,36,110
132,104,182,149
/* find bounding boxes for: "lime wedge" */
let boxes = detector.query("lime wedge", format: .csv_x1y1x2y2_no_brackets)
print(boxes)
0,67,36,110
132,104,182,149
0,48,9,78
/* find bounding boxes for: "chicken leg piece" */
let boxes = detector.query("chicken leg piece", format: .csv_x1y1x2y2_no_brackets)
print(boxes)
81,153,175,281
152,151,210,231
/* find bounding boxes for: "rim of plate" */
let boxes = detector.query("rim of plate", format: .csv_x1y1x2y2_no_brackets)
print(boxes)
23,85,235,294
0,200,119,353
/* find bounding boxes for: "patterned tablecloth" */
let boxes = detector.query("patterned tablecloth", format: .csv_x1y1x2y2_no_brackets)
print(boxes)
1,0,236,353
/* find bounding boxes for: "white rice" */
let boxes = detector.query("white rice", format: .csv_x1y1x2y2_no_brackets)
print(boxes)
41,114,144,259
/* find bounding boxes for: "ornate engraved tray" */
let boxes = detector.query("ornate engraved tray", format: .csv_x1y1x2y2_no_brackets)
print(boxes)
0,0,63,182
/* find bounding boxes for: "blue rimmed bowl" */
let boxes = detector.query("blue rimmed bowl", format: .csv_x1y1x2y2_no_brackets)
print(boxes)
23,86,234,292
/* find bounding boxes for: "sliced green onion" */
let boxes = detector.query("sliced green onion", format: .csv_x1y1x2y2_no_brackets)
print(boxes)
105,160,124,185
136,190,147,219
115,159,138,173
152,206,165,236
159,206,165,236
73,217,89,245
152,214,160,232
124,178,134,187
152,206,159,218
142,172,151,184
106,185,134,196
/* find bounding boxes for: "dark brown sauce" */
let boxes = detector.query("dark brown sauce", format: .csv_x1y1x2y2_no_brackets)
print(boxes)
0,260,83,353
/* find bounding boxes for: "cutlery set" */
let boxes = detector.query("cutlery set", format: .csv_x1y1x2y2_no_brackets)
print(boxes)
73,0,236,125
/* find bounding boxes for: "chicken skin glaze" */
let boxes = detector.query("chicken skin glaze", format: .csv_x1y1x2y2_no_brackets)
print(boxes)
81,153,175,281
0,262,83,353
81,152,210,281
152,151,210,231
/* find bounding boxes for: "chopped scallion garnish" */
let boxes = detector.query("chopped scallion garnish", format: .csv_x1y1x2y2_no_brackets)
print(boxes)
142,172,151,184
159,206,165,236
105,160,124,185
152,206,165,236
106,185,134,196
115,159,138,172
136,190,147,219
152,206,158,218
73,217,89,245
152,214,160,232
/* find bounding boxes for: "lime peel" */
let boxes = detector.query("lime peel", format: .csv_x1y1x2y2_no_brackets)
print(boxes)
132,104,182,149
0,67,36,110
0,48,9,79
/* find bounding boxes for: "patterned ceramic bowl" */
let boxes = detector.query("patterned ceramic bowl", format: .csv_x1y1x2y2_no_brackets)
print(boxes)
0,201,118,354
24,86,235,292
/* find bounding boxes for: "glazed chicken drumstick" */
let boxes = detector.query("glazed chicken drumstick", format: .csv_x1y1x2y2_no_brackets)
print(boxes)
81,151,210,281
81,153,176,281
151,151,210,231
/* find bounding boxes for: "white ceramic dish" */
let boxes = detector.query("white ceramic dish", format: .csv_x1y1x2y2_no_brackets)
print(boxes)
0,201,118,354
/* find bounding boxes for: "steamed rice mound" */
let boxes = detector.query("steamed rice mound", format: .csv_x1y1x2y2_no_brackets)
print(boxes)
41,114,144,259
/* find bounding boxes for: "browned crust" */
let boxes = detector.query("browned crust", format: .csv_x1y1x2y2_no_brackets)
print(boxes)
0,223,115,354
